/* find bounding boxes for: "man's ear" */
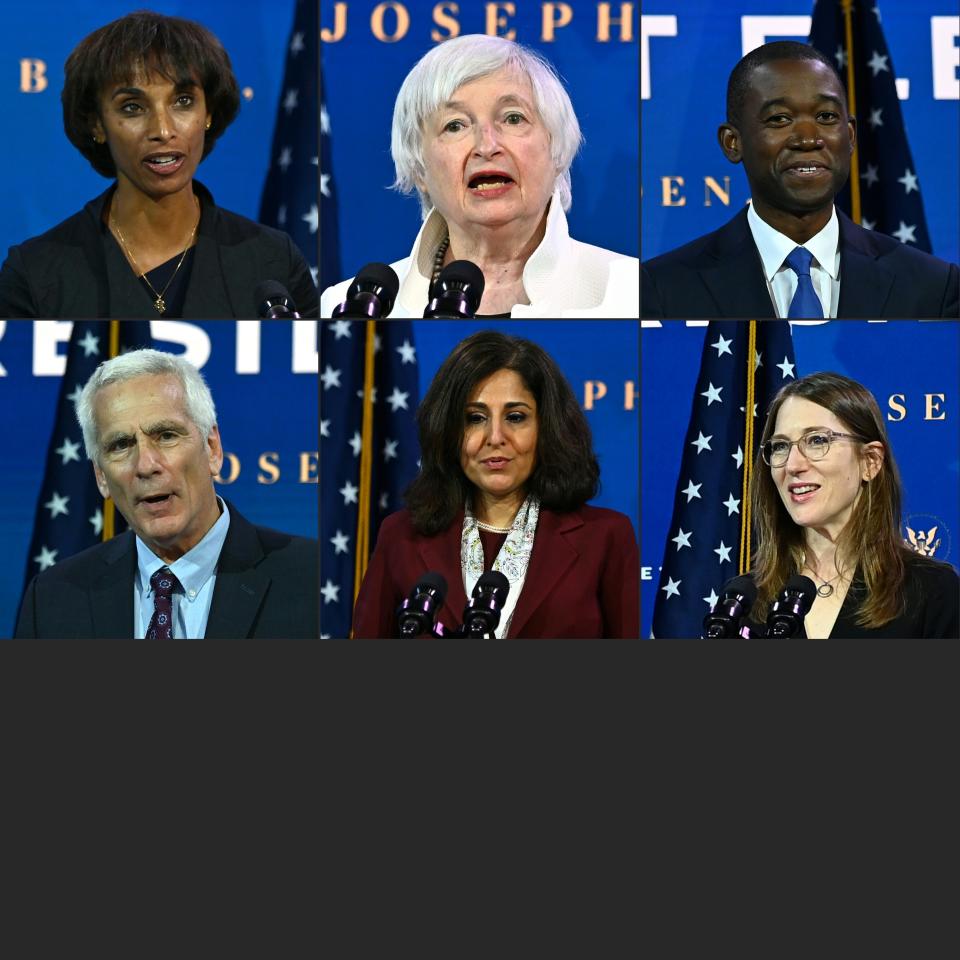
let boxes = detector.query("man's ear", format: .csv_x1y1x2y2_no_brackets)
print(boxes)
718,123,743,164
847,114,857,154
93,462,110,499
206,424,223,477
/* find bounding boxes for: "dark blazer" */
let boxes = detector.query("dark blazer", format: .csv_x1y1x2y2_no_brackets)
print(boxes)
641,207,960,318
14,500,319,639
351,505,640,639
0,181,318,318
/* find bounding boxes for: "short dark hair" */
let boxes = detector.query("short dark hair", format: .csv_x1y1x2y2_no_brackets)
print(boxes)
62,11,241,178
404,331,600,536
726,41,845,127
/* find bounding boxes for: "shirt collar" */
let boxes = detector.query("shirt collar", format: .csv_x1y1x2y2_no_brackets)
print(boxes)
747,202,840,281
136,496,230,602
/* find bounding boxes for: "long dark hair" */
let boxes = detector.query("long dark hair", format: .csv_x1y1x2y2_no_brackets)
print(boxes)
751,371,908,627
405,331,599,536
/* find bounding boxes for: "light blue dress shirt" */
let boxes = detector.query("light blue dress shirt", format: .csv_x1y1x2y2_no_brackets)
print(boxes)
135,497,231,639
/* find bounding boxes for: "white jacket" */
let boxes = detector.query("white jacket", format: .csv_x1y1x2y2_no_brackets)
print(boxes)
320,190,639,318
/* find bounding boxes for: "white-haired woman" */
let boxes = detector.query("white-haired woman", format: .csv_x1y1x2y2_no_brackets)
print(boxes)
320,34,638,318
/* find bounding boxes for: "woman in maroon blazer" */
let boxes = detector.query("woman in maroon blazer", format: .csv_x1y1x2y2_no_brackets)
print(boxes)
352,331,639,638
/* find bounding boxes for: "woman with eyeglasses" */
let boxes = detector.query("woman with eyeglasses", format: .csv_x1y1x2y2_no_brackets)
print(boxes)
749,371,959,638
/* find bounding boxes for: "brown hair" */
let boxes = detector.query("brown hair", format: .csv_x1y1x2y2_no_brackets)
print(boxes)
751,371,908,628
62,11,240,178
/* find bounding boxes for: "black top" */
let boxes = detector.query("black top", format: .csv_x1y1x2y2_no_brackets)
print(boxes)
750,555,960,638
0,181,318,318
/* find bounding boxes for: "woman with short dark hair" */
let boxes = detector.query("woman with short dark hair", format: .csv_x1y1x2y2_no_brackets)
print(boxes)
0,10,317,318
750,371,959,637
352,331,639,638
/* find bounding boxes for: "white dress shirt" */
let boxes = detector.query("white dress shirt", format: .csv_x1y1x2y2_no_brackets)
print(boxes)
320,188,639,318
747,202,841,318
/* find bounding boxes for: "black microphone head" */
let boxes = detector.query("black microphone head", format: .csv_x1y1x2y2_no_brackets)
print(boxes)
720,574,758,608
255,280,299,318
353,262,400,312
426,259,485,315
414,571,448,604
473,569,509,603
783,575,817,613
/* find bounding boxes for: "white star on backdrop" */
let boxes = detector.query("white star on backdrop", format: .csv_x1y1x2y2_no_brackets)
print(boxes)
320,105,330,135
386,388,410,412
661,577,681,599
776,357,796,379
278,146,293,172
320,173,330,198
861,218,876,231
339,481,358,505
302,205,318,233
703,589,720,608
672,527,692,551
701,382,723,406
834,45,847,69
348,431,362,456
33,546,58,570
383,439,398,462
331,320,352,340
892,221,917,244
55,437,82,465
330,530,350,555
283,88,299,114
89,509,103,536
44,491,70,518
355,386,377,403
714,541,732,564
66,384,83,405
861,163,879,187
379,493,389,510
868,107,883,129
691,432,713,454
710,334,733,357
681,479,702,503
321,365,342,390
396,340,417,364
290,31,305,55
897,168,919,194
321,580,340,604
320,419,330,438
867,51,889,76
723,493,741,516
732,446,744,469
78,331,100,357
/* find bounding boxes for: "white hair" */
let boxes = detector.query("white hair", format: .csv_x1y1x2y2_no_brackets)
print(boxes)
76,348,217,464
390,34,584,220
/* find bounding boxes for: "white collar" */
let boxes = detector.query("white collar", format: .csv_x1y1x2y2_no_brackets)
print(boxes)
747,202,840,282
396,188,570,314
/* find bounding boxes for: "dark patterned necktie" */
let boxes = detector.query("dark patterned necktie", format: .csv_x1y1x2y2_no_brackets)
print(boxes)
147,567,181,639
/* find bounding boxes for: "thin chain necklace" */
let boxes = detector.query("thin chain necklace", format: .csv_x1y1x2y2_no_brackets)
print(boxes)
110,197,200,314
804,563,843,598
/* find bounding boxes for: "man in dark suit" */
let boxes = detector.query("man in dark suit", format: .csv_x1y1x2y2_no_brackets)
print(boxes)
642,41,959,319
15,348,318,638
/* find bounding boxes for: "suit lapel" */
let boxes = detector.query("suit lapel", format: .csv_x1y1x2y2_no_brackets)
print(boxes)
205,504,270,639
837,214,894,317
508,510,581,639
89,532,137,638
699,210,776,318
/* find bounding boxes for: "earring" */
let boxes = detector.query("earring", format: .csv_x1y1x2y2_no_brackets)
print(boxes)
93,133,105,144
205,119,212,130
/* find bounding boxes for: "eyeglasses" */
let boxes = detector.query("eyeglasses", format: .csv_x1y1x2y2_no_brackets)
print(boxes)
761,430,866,467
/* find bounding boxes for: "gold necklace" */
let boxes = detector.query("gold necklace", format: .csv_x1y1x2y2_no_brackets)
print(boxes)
110,199,200,314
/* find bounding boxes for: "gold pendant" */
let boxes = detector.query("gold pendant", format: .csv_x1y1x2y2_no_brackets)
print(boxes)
154,296,166,314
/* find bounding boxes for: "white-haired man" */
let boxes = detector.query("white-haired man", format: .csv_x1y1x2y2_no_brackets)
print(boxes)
16,348,318,638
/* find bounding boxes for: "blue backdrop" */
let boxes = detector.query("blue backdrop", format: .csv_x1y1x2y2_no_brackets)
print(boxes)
320,0,639,289
641,1,960,265
1,0,304,264
640,320,960,638
0,320,319,638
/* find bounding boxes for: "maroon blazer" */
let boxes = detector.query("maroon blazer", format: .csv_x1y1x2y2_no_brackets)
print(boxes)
352,505,639,639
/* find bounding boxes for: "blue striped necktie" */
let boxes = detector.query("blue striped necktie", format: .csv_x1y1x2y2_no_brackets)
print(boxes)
785,246,824,318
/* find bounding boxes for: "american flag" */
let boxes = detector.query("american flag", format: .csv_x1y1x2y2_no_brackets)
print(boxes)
259,0,319,285
809,0,933,251
319,60,341,290
320,320,420,638
19,320,154,610
651,321,797,639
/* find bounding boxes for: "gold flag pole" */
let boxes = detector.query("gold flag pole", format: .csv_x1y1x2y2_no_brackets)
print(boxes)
841,0,862,223
102,320,120,541
739,321,757,575
352,320,377,618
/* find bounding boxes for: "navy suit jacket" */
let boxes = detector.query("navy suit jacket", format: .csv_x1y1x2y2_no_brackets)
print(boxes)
14,500,319,639
641,207,959,318
351,505,640,639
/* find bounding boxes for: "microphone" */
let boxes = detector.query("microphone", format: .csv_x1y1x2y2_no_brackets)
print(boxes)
765,575,817,638
396,572,448,638
461,570,510,638
423,260,485,318
331,262,400,318
702,575,758,638
256,281,301,318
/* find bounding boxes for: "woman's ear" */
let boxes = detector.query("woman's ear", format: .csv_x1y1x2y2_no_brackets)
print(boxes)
862,441,885,482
